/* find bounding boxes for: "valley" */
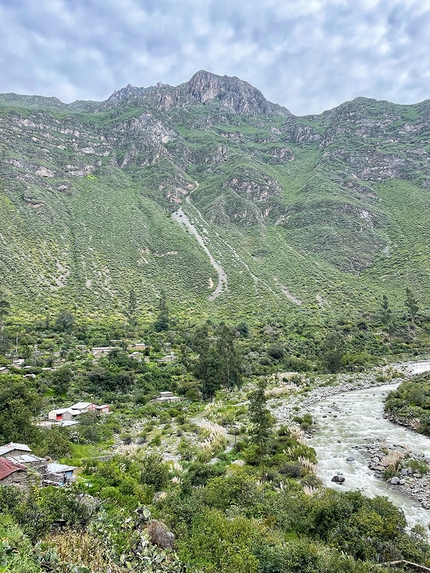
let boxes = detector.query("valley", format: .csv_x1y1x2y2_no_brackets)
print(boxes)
2,71,430,572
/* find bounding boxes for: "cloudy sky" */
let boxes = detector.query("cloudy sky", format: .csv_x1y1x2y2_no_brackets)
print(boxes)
1,0,430,115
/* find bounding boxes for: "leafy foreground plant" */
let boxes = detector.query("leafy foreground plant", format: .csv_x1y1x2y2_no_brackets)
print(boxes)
45,508,185,573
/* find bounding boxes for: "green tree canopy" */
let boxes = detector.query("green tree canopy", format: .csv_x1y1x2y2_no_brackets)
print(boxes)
0,376,41,444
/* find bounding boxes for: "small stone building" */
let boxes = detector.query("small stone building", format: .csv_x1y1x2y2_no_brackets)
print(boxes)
0,458,29,489
0,442,32,458
91,346,114,359
153,391,182,403
6,453,48,473
48,408,77,422
45,463,76,486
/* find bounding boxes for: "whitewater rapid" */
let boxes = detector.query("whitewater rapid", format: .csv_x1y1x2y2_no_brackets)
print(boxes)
308,361,430,530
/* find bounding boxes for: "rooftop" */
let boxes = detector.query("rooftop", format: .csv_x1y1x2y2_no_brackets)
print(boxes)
70,402,93,410
0,442,31,456
47,463,76,474
0,457,27,480
6,454,45,464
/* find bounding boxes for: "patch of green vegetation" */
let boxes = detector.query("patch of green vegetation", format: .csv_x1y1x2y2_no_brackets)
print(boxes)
385,371,430,435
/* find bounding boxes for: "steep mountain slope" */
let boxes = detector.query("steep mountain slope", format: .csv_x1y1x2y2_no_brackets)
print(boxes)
1,71,430,318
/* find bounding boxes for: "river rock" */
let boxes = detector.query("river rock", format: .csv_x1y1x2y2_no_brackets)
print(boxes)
390,477,400,485
331,475,345,484
346,456,355,462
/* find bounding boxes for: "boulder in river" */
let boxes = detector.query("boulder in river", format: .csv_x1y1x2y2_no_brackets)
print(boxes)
346,456,355,462
390,476,400,485
331,475,345,484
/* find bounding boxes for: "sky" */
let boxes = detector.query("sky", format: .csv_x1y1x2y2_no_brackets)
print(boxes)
1,0,430,115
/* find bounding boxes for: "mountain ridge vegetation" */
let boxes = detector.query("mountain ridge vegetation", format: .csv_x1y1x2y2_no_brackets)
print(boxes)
1,70,430,324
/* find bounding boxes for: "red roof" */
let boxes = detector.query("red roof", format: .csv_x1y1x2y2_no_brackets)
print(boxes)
0,457,27,480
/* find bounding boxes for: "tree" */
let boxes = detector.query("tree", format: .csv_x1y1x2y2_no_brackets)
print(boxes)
191,323,242,399
0,290,10,354
55,310,75,332
0,292,10,323
50,366,73,395
154,290,169,332
38,425,72,458
0,376,41,444
321,331,344,373
127,288,137,325
195,345,224,400
405,288,419,324
380,294,392,328
215,323,242,391
248,378,274,479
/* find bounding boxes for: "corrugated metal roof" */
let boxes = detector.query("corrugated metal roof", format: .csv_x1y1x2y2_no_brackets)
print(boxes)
0,442,31,456
0,458,27,480
70,402,93,410
6,454,45,464
50,408,74,415
47,463,76,474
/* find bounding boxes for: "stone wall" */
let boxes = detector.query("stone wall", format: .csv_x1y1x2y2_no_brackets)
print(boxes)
0,471,30,490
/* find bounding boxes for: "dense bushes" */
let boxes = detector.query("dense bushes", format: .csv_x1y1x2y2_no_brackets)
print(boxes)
385,371,430,434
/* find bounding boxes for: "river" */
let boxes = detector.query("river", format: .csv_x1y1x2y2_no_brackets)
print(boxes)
308,361,430,530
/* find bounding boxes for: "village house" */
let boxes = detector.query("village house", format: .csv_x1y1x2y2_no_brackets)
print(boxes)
45,463,76,486
91,346,115,359
1,443,47,474
48,402,109,423
94,404,110,414
129,351,143,362
0,458,29,489
128,343,146,351
157,352,177,363
48,407,78,422
152,391,182,403
0,442,75,488
70,402,96,413
6,453,47,473
0,442,32,458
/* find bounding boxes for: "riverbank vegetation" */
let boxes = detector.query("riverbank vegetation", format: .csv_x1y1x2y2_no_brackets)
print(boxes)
385,371,430,435
2,298,430,572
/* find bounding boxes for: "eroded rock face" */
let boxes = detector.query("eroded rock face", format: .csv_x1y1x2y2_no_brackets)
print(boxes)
104,71,291,116
223,173,283,202
185,70,288,115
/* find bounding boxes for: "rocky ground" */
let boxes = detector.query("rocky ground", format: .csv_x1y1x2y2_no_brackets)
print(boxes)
271,363,410,423
360,439,430,510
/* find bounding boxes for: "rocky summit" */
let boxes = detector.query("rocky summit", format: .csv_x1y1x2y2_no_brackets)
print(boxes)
1,71,430,317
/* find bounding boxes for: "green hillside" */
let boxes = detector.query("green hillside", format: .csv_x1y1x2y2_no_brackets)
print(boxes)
1,71,430,320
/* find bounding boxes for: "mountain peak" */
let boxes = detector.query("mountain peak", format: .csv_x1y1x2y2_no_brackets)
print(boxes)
107,83,150,103
104,71,289,116
185,70,289,115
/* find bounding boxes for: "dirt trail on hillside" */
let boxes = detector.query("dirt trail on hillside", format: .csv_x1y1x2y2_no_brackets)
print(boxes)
172,207,228,300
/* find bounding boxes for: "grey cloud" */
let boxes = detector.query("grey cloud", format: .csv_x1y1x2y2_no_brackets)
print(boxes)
1,0,430,114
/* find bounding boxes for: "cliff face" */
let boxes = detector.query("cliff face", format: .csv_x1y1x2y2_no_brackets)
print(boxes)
103,70,290,115
1,72,430,315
